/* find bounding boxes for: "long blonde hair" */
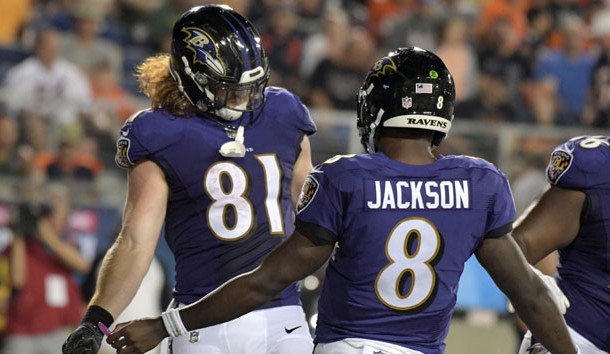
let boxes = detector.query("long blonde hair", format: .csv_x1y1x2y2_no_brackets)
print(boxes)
136,54,198,116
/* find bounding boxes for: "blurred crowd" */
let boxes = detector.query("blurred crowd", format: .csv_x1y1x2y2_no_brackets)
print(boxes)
0,0,609,188
0,0,608,351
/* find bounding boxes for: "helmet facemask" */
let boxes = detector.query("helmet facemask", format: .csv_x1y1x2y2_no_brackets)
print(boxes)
205,66,269,120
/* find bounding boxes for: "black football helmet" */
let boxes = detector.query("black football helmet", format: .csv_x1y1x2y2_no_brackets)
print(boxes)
170,5,269,121
357,47,455,152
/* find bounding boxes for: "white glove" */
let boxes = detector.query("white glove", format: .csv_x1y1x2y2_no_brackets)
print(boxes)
528,264,570,314
518,330,582,354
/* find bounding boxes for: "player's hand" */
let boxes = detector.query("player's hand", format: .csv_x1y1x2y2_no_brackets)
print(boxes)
107,317,168,354
518,330,583,354
62,322,103,354
518,330,550,354
528,265,569,314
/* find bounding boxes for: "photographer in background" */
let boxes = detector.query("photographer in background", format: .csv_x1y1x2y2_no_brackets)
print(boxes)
1,183,91,354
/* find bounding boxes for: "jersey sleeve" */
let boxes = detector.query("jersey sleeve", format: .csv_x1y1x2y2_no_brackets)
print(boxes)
266,87,316,136
114,110,185,169
290,91,316,136
294,165,342,244
484,168,516,238
546,136,610,189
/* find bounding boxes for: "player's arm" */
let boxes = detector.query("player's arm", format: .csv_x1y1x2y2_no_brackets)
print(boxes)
63,159,168,354
476,233,578,354
512,185,585,265
182,230,333,327
291,135,313,207
90,159,168,318
107,230,334,353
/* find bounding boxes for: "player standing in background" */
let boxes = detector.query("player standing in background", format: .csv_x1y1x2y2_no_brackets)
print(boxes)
105,47,579,354
61,4,315,354
513,135,610,354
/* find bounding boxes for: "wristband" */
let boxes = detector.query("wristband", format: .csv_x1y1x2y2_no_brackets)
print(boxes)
83,305,114,328
161,308,189,337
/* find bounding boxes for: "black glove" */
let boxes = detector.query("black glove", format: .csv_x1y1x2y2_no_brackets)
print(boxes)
62,322,103,354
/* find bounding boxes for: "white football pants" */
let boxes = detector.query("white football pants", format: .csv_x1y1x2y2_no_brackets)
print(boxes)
314,338,424,354
160,304,313,354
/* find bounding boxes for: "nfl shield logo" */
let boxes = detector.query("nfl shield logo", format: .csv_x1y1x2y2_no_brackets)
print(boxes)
402,96,412,109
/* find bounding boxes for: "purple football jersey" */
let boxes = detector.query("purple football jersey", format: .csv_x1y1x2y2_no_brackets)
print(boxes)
295,152,515,353
114,87,316,307
546,136,610,351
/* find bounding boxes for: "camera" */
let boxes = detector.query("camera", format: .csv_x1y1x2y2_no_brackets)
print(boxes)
10,200,53,237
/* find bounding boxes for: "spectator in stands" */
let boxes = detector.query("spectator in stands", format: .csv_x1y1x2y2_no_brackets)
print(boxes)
435,14,478,104
542,0,589,51
365,0,412,41
299,6,350,80
456,63,531,123
33,124,103,182
143,0,193,52
112,0,164,47
59,0,123,80
89,61,140,124
2,183,90,354
520,5,554,77
295,0,326,36
382,0,443,53
478,0,528,41
582,10,610,128
476,17,532,120
529,15,595,126
308,26,377,110
2,27,92,151
0,106,34,177
261,2,306,95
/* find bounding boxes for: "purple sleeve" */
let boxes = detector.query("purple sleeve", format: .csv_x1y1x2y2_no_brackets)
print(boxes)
294,168,342,244
485,171,516,238
114,110,185,169
546,137,610,189
292,93,316,136
266,88,316,136
115,120,149,169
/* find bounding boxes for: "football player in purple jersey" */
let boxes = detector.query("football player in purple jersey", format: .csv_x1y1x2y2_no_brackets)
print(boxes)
62,5,315,354
514,135,610,354
105,47,579,354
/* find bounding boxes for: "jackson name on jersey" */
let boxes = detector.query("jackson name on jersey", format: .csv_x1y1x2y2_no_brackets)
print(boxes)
366,179,470,210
